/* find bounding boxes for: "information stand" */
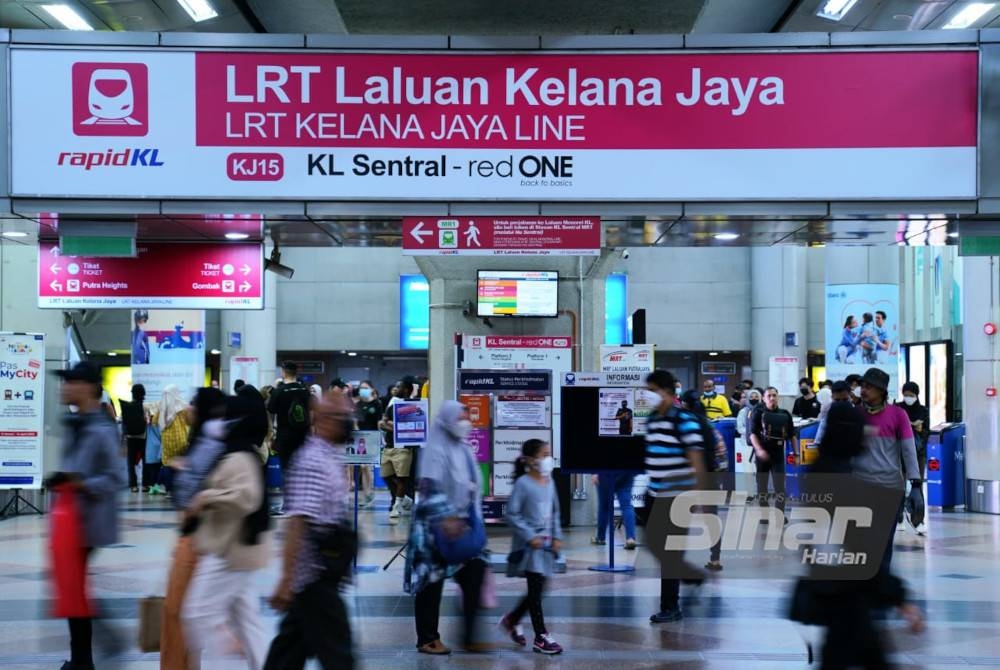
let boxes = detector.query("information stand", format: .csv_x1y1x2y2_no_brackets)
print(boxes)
343,430,381,573
456,370,552,524
559,371,655,573
0,333,46,518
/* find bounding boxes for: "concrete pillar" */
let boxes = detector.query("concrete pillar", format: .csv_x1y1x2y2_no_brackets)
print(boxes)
962,256,1000,514
220,247,278,391
751,246,808,400
0,242,67,511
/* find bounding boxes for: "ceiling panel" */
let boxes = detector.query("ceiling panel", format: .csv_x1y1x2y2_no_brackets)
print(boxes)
855,0,952,30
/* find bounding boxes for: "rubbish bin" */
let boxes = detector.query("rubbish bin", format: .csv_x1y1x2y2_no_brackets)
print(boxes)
927,423,966,508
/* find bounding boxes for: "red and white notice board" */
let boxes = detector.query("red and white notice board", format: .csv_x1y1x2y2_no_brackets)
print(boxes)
402,216,600,255
37,242,263,309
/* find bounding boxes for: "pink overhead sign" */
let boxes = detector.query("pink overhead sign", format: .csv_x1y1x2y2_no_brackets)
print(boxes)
37,242,263,309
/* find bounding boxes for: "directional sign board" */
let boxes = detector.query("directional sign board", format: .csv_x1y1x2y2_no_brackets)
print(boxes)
38,242,263,309
402,217,601,256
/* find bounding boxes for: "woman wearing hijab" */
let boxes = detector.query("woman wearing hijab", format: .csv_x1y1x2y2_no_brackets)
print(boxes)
151,385,190,495
181,394,271,669
405,400,488,655
160,387,227,670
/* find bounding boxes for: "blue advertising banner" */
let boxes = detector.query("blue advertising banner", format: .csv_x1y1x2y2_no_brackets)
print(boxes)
825,284,900,397
393,400,429,446
400,275,430,350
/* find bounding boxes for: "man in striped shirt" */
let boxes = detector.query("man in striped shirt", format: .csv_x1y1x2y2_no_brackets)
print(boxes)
644,370,707,624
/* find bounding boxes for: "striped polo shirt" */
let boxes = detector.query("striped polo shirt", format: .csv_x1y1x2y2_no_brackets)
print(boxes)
645,405,704,498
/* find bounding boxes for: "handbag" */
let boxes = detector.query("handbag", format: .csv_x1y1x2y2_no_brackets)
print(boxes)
138,596,164,652
433,503,486,565
506,548,526,578
49,485,94,618
310,522,359,582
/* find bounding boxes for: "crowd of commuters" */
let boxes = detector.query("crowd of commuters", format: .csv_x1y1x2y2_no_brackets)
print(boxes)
47,358,931,669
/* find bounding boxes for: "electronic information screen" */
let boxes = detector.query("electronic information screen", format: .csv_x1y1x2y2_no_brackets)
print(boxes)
476,270,558,317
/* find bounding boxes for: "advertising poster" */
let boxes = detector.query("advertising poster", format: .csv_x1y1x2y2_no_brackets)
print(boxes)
494,428,551,462
632,388,661,436
342,430,381,466
599,388,635,436
825,284,900,396
0,333,45,490
600,344,655,373
929,342,949,427
130,309,205,401
468,428,491,464
393,400,429,445
229,356,260,390
495,394,550,428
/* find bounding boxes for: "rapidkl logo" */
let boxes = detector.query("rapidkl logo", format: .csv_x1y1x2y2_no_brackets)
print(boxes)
72,62,148,137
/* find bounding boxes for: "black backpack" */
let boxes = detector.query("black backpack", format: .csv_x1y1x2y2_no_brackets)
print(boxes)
282,383,311,432
120,400,147,436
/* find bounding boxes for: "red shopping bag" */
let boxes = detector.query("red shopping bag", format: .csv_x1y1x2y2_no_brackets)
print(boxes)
49,485,94,618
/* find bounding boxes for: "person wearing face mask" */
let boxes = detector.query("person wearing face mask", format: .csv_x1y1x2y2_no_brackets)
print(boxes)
845,374,864,407
736,389,762,463
353,381,380,507
896,382,929,479
792,378,822,419
501,439,564,655
699,379,732,419
406,401,489,654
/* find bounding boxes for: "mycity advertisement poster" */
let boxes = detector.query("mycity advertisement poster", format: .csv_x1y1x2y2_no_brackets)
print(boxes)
825,284,900,397
130,310,206,402
10,49,977,201
0,333,45,490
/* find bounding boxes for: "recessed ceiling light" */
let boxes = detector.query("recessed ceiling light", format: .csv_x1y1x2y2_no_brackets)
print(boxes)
107,352,117,357
948,231,960,238
347,352,358,357
817,0,860,21
1,231,28,238
210,348,221,355
41,4,94,30
176,0,218,22
943,2,994,29
225,232,250,240
708,352,719,357
714,232,739,241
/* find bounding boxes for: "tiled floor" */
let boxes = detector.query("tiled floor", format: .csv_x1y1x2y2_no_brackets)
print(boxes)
1,494,999,669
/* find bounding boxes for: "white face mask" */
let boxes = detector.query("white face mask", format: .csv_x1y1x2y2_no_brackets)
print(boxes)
536,456,555,476
903,396,917,406
455,419,473,439
851,386,862,398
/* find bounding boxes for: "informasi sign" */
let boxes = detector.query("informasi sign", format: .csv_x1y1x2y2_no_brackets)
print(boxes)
9,49,977,200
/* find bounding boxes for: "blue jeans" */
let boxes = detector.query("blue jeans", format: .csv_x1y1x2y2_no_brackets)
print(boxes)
596,474,637,541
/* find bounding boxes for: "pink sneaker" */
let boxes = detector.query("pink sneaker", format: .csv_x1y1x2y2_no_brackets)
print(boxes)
533,633,563,655
498,613,526,647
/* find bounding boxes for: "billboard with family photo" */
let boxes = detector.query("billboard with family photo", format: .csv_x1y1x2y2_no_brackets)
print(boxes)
825,284,900,397
130,309,206,401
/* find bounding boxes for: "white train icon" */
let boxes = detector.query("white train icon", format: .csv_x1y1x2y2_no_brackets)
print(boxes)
81,68,142,126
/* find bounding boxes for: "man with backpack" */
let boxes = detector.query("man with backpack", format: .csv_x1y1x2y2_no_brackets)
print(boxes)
267,362,313,474
119,384,149,493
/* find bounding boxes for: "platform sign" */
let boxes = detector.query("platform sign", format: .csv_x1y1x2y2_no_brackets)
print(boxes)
403,217,600,255
0,333,45,490
10,49,977,201
38,242,263,309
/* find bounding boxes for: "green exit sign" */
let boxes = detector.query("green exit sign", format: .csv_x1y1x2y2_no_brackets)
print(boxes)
59,236,136,257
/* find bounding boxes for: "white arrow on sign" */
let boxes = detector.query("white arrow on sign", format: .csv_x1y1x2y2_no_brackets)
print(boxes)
239,281,252,293
240,264,252,276
410,221,433,245
50,263,60,274
50,280,62,292
49,246,61,256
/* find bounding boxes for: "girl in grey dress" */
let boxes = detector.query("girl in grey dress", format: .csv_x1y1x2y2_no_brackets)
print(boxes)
501,439,564,655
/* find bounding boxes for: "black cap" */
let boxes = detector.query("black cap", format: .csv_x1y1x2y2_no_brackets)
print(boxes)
845,373,863,385
861,368,889,393
329,377,348,390
55,361,101,385
831,380,850,394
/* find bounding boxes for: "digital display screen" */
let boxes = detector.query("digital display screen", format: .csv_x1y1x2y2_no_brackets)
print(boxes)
477,270,558,318
928,342,949,427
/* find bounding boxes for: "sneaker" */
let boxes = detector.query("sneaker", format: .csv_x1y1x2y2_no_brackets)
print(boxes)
915,522,927,536
498,613,527,647
624,538,637,550
650,609,683,623
590,536,606,546
704,561,723,572
417,640,451,655
402,495,414,511
533,634,563,655
389,501,402,519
